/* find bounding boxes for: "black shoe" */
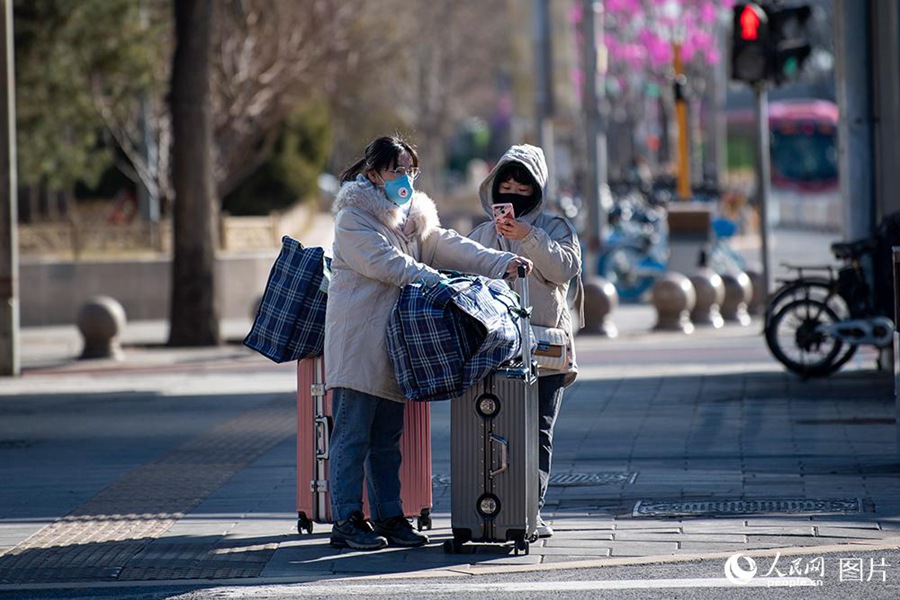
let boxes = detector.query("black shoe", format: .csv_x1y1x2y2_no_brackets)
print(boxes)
330,511,388,550
373,515,429,547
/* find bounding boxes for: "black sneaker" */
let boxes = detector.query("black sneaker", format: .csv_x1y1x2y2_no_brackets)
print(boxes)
330,511,388,550
373,515,429,547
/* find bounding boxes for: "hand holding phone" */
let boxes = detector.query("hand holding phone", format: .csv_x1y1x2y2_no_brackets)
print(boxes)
492,203,514,222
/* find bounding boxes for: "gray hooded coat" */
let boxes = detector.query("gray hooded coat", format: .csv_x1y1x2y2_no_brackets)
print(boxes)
468,144,582,383
325,176,518,402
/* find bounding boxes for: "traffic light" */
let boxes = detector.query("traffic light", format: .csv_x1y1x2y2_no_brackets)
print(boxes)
731,3,769,84
767,4,812,84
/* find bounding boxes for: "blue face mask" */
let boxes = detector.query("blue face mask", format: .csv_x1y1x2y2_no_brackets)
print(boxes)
382,174,414,205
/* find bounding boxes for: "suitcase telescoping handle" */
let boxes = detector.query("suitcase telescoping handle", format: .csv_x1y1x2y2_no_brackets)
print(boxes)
517,264,532,367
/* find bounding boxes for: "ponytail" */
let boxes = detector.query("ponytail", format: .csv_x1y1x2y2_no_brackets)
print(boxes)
340,157,368,183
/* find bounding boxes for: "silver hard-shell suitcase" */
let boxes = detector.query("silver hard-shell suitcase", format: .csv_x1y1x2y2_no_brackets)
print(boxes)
444,265,539,555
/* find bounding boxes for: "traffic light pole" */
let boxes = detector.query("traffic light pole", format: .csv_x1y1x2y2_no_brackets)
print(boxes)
753,81,773,303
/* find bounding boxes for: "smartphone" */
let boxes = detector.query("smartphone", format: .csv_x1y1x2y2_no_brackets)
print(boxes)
492,203,514,222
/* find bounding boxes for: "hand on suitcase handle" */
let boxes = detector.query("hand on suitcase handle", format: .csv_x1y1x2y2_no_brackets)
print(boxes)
503,257,532,280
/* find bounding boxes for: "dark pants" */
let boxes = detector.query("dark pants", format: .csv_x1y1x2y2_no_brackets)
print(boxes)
538,373,566,510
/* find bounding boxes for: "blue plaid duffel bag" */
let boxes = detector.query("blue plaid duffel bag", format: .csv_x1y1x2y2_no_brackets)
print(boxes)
386,273,526,402
243,236,331,363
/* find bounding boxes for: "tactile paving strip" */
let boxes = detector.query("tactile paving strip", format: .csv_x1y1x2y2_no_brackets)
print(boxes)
0,395,293,583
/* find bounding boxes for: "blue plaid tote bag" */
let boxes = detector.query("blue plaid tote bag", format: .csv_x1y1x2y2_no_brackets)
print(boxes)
386,274,524,402
243,236,331,362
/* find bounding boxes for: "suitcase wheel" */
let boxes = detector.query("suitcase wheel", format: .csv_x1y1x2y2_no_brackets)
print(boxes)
297,512,313,535
514,538,529,556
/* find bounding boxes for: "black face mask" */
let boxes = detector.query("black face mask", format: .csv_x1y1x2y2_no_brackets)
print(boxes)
496,192,538,218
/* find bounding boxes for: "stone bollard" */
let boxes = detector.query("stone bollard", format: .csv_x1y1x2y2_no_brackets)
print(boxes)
77,296,127,360
720,272,753,326
581,276,619,338
744,269,766,316
689,269,725,328
651,272,696,334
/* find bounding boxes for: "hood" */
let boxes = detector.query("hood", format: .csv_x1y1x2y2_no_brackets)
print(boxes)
334,175,441,237
478,144,549,219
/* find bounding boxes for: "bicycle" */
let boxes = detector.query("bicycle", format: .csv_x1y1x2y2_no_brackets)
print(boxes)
596,189,668,302
763,237,894,378
706,217,747,276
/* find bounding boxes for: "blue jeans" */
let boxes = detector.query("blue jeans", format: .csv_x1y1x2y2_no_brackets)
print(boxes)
538,374,566,510
329,387,405,523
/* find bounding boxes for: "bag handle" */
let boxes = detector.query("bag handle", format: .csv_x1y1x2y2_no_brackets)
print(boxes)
517,265,532,367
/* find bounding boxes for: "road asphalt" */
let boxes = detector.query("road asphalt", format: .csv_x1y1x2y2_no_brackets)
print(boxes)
1,222,898,597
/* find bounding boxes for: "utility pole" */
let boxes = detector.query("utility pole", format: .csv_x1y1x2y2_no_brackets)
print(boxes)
753,81,772,302
833,0,874,239
137,1,159,225
581,0,608,271
0,0,18,377
533,0,557,202
137,95,160,224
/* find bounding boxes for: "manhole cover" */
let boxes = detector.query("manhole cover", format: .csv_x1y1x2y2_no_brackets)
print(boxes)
550,472,637,486
633,498,863,517
433,472,637,487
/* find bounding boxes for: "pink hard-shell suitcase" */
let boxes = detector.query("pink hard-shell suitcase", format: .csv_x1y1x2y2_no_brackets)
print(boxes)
295,355,433,534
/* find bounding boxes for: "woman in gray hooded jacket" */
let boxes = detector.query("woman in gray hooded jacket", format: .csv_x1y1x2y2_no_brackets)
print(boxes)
325,136,531,551
468,144,583,539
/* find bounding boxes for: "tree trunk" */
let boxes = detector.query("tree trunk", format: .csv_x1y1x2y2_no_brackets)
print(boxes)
168,0,220,346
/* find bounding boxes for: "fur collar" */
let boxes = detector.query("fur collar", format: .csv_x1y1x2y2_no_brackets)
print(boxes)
333,176,441,237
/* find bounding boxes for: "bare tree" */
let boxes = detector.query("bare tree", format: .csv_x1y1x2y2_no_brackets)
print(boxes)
162,0,517,346
302,0,517,206
211,0,359,198
169,0,219,346
88,0,173,208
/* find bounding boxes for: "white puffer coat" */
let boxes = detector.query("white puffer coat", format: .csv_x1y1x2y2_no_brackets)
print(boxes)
468,145,583,383
325,176,518,402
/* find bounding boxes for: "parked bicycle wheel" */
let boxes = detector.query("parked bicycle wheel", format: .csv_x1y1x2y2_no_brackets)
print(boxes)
597,244,660,302
764,279,850,326
765,298,857,377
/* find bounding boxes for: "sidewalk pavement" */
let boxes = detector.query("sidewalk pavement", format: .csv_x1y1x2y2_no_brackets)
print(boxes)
1,301,898,591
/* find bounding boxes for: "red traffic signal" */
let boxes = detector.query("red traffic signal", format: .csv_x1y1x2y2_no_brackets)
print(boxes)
731,3,769,84
739,4,763,40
